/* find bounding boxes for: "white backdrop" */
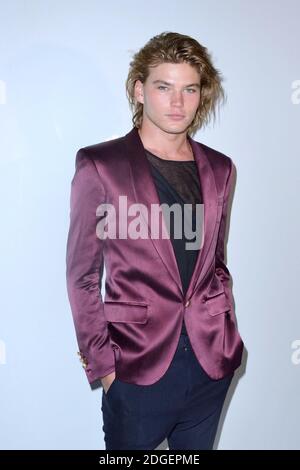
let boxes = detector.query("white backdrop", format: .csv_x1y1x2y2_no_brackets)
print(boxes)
0,0,299,450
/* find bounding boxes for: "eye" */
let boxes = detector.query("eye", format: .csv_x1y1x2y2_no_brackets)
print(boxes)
158,86,168,91
186,88,197,93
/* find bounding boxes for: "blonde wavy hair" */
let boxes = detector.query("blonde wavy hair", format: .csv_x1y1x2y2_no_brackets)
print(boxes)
125,31,226,137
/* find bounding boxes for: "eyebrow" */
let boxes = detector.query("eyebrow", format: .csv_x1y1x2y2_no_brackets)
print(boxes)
152,80,200,89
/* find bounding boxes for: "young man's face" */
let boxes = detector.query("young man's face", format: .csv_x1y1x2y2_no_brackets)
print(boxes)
134,62,201,135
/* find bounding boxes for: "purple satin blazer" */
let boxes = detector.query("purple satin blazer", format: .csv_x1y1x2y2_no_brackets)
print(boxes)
66,126,244,385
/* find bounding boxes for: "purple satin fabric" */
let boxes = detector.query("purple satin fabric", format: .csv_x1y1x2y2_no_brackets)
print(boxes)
66,127,244,385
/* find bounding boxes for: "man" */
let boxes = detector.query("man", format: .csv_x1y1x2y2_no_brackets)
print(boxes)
66,31,244,450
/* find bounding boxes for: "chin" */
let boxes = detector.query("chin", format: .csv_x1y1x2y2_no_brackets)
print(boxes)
166,124,190,134
155,121,186,133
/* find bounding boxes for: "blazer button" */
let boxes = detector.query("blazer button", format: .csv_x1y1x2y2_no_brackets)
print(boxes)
184,299,191,307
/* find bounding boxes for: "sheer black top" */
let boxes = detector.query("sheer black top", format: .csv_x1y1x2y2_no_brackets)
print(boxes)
145,149,203,335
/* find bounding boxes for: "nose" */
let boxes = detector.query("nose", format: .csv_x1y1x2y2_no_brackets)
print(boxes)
170,90,184,107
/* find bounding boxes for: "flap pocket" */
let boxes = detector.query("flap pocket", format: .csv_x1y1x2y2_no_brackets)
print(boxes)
205,291,230,316
104,300,149,324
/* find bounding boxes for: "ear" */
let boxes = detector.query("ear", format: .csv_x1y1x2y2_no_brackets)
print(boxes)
134,80,144,105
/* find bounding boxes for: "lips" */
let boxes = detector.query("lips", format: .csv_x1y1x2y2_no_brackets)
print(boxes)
166,114,185,121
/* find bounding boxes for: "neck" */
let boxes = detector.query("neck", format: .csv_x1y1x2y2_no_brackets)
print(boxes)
137,125,194,162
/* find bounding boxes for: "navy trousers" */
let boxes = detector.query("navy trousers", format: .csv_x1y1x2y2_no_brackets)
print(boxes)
101,331,233,450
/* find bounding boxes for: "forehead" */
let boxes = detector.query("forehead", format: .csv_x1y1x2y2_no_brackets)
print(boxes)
147,62,200,83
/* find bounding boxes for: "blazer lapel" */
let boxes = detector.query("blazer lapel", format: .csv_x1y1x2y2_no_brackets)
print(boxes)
185,135,218,299
124,126,218,299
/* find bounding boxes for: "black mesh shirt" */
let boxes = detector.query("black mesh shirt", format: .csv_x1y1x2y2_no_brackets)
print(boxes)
145,149,203,335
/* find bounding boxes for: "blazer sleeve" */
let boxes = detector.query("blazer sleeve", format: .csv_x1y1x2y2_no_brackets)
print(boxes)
66,149,115,384
215,158,235,311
